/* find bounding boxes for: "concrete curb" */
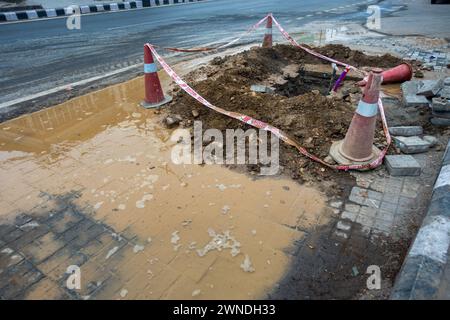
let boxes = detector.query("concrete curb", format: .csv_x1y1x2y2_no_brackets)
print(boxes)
0,0,205,23
391,140,450,299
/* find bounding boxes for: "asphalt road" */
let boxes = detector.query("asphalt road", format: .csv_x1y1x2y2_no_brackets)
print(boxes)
0,0,382,109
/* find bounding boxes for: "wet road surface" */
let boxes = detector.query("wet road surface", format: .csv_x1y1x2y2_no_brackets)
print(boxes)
0,73,330,299
0,0,378,108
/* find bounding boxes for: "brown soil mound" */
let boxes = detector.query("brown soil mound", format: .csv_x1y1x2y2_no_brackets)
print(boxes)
164,44,403,195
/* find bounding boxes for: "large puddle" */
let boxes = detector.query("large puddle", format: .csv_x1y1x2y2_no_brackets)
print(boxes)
0,71,328,299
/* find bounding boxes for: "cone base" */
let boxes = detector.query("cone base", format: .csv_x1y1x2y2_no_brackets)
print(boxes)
329,140,381,171
141,95,173,109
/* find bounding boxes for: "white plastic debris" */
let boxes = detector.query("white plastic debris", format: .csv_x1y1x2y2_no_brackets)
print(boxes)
221,205,231,215
120,289,128,298
240,254,255,273
105,246,119,260
171,231,180,244
133,244,145,253
197,229,241,257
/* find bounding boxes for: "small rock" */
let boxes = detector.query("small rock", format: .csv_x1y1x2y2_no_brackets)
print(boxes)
192,289,201,297
192,110,200,118
414,70,424,78
324,155,336,164
164,115,182,128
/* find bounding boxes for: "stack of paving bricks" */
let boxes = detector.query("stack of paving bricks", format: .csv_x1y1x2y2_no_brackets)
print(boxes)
0,0,204,23
391,140,450,299
384,126,440,177
431,77,450,126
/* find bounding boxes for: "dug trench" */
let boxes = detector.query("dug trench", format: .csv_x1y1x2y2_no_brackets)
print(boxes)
162,44,422,299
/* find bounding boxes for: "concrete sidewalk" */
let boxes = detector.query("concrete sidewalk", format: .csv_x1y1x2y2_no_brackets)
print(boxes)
378,0,450,38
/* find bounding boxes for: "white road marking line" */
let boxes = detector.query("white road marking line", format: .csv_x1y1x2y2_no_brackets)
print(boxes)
0,64,141,110
0,0,210,25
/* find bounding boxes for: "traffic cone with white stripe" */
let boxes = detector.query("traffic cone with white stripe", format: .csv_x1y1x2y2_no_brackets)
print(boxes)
329,69,383,167
262,14,273,48
141,44,172,109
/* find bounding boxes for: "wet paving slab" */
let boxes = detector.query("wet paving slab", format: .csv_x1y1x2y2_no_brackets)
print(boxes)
0,73,330,299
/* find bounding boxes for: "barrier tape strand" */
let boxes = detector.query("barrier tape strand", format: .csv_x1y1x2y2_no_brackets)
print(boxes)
147,43,391,171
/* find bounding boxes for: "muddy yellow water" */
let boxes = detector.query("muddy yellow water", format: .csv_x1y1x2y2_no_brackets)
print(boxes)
0,72,329,299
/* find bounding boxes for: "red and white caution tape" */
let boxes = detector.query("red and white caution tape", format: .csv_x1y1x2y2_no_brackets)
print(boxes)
271,15,365,75
147,43,391,171
161,15,269,53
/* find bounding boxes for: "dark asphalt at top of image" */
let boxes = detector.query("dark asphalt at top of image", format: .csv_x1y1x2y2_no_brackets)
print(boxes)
0,0,374,107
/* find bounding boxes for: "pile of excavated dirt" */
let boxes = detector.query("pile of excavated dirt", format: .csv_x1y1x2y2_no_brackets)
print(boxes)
164,44,407,196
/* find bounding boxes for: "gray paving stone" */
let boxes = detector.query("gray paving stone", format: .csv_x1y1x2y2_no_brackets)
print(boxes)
423,135,439,147
379,201,398,213
356,215,375,228
365,198,381,209
432,97,450,112
388,126,423,137
416,79,443,98
359,206,377,218
431,117,450,126
401,81,431,107
370,180,386,193
385,155,422,176
373,219,393,233
377,210,395,223
336,221,352,231
344,203,361,213
393,136,431,154
401,182,421,198
341,211,358,222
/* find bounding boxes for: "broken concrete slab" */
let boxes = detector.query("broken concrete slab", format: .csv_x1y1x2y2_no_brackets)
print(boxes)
250,84,274,94
416,79,443,98
432,97,450,112
393,136,431,154
385,155,421,176
401,81,430,108
388,126,423,137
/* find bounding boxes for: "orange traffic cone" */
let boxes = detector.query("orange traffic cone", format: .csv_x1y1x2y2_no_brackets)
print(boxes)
262,14,273,48
329,69,383,167
357,63,413,86
141,44,172,109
